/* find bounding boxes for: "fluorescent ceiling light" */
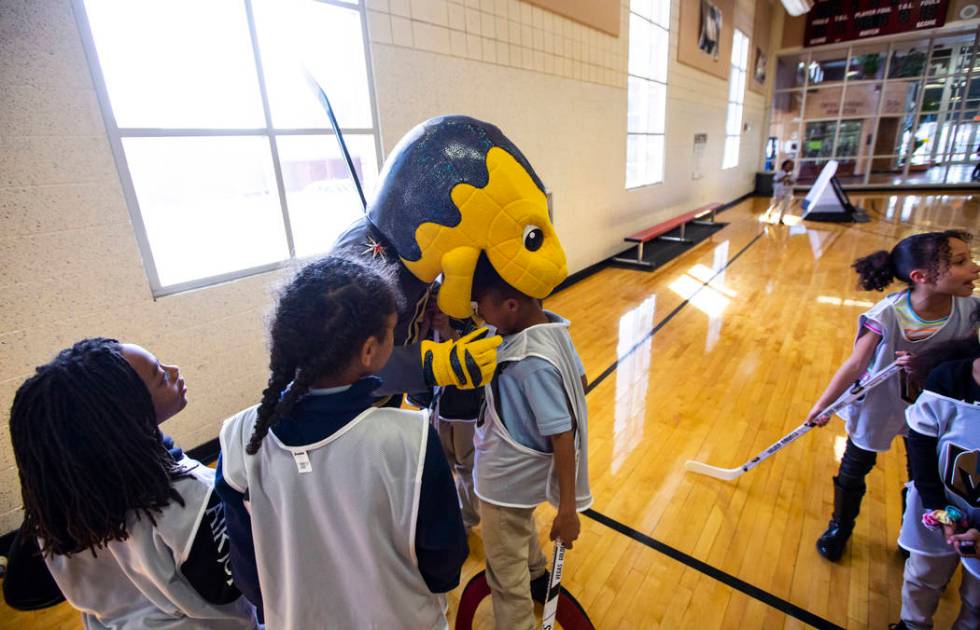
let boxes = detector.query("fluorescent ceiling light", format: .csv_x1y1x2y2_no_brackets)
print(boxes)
781,0,813,17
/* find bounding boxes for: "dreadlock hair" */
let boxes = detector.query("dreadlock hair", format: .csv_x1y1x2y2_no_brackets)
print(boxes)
905,304,980,387
852,230,972,291
10,338,188,557
246,255,400,455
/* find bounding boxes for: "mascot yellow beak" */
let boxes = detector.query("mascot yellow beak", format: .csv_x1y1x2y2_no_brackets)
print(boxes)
405,148,567,318
367,116,567,319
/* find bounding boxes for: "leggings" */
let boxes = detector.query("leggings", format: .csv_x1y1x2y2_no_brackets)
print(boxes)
837,436,912,489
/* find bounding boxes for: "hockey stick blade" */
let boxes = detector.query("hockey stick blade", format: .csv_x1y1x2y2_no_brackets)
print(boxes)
684,360,902,481
683,459,745,481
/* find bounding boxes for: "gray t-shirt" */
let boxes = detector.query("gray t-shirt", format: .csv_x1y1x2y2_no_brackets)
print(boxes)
496,354,585,452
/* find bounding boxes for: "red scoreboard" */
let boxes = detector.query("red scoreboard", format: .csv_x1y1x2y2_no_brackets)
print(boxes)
804,0,950,47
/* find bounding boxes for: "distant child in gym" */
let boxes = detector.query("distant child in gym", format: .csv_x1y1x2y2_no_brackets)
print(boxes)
769,159,796,224
9,338,257,629
216,256,467,629
807,230,979,561
470,254,591,630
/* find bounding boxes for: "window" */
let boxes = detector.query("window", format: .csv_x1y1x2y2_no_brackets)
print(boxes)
76,0,380,295
626,0,670,188
723,29,749,169
771,31,980,187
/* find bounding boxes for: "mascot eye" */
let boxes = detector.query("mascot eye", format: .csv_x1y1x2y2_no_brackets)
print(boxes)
522,225,544,252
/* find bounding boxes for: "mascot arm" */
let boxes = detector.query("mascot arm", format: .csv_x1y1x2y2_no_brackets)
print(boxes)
373,344,431,395
420,328,502,389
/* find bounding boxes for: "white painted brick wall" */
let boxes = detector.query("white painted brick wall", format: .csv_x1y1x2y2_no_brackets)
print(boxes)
0,0,773,533
367,0,767,271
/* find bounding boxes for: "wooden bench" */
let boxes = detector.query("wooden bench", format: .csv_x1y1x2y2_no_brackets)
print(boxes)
612,203,722,268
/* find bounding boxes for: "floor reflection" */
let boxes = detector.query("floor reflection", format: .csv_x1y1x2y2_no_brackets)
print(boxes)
817,295,875,308
667,241,736,349
612,295,655,474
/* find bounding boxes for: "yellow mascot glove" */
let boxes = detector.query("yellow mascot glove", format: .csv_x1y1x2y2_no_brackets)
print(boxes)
420,327,502,389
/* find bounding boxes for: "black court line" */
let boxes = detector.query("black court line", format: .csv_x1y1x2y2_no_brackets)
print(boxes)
584,231,763,395
583,509,844,630
578,228,844,628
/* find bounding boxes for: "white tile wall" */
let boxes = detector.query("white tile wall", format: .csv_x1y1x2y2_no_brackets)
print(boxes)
369,0,767,272
366,0,627,88
0,0,770,533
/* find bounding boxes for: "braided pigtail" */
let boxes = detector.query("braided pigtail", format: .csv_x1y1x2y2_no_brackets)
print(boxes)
245,358,296,455
245,256,399,454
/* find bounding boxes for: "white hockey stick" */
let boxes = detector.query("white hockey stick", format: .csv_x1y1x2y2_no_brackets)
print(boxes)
684,360,903,481
541,541,565,630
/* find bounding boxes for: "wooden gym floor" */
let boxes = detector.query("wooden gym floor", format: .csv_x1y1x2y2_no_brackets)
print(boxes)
2,192,977,629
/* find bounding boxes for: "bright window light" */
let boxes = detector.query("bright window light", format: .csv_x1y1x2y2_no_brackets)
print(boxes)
123,137,289,286
79,0,380,295
626,0,670,188
84,0,265,129
723,29,749,170
669,274,730,318
253,0,375,129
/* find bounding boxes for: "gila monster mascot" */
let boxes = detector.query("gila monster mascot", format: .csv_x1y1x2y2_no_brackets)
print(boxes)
333,115,595,629
333,115,567,398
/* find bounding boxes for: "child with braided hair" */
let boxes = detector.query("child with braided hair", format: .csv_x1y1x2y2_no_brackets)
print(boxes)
215,256,468,629
8,338,257,629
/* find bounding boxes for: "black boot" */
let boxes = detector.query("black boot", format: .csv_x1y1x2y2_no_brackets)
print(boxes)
816,476,865,561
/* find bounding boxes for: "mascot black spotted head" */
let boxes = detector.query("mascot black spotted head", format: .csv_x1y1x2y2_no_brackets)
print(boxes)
368,115,568,318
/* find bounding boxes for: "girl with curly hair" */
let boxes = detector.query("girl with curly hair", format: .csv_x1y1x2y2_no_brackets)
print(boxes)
807,230,979,561
215,256,467,629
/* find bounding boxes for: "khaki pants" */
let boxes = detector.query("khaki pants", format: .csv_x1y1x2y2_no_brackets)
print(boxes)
480,501,548,630
433,417,480,528
902,551,980,629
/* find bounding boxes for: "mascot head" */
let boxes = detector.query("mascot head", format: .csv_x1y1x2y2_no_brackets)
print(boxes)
367,116,567,318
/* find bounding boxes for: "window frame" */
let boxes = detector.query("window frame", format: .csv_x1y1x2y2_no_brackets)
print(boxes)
73,0,383,297
625,0,671,190
770,27,980,187
723,29,749,170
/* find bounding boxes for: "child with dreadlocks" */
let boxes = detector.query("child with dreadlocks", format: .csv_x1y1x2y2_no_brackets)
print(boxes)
8,338,257,629
215,256,468,630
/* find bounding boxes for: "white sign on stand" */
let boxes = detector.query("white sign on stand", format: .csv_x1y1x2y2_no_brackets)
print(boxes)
801,159,866,222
